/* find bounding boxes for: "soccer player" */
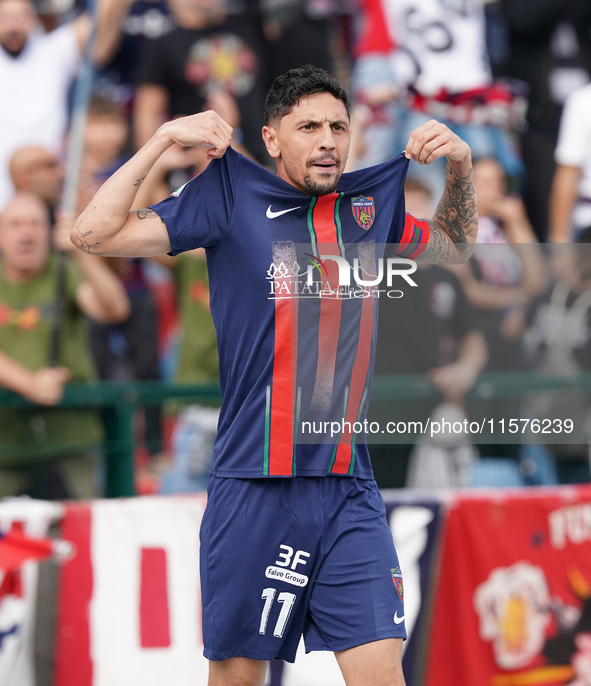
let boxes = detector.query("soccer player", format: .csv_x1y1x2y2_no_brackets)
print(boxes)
71,66,477,686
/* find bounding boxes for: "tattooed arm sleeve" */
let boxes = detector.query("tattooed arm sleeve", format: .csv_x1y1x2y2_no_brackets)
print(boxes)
416,161,478,264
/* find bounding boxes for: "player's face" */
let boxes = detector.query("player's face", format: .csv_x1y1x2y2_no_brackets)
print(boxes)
263,92,351,196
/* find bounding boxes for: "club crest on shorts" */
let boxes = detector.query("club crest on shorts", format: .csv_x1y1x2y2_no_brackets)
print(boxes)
351,196,375,230
391,567,404,601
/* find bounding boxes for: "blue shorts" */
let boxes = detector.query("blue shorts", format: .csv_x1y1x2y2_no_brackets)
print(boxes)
200,476,406,663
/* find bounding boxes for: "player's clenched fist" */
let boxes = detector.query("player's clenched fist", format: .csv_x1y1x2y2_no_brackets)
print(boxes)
159,111,233,159
404,120,471,166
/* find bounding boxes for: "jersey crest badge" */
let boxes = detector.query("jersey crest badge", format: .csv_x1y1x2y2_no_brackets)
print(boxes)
351,196,375,230
391,567,404,601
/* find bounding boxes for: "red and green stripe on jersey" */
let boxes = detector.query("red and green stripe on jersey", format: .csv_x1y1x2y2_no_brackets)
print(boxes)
263,193,376,476
264,239,299,477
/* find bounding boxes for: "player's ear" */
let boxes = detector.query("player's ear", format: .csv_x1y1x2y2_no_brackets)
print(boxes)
262,125,280,159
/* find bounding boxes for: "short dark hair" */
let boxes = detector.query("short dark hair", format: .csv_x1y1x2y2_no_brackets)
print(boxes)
264,65,350,125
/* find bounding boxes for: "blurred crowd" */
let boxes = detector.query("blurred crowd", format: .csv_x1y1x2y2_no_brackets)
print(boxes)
2,0,591,498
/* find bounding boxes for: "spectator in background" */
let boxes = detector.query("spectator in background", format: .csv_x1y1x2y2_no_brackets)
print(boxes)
370,259,488,488
157,247,220,493
78,96,165,460
0,0,131,210
260,0,339,85
0,193,129,499
501,0,591,241
134,0,267,160
449,157,546,469
549,83,591,243
137,136,212,202
133,88,256,204
88,253,165,459
93,0,176,106
511,228,591,483
79,96,131,203
451,157,546,373
348,0,522,197
9,146,63,220
171,250,218,385
133,121,224,492
134,137,222,388
368,179,487,489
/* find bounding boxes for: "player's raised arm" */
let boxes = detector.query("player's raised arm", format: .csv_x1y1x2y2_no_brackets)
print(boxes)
70,111,233,258
404,120,478,263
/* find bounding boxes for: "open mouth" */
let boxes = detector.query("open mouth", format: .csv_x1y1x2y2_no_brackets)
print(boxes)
312,159,338,172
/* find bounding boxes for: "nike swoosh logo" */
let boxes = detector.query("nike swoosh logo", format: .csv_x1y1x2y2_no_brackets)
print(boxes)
266,205,301,219
393,612,405,625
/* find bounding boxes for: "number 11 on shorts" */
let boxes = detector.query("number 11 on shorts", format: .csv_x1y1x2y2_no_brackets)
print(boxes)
259,588,296,638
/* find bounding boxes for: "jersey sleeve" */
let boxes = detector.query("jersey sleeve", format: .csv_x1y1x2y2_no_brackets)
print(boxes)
377,155,429,257
150,149,243,254
380,155,407,245
394,213,431,259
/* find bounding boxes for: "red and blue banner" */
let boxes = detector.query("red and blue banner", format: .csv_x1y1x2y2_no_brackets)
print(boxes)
49,486,591,686
424,486,591,686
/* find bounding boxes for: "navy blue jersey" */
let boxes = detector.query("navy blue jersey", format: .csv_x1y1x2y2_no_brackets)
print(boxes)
152,147,429,478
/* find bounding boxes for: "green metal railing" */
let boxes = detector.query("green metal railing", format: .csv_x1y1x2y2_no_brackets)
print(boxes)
0,381,221,498
2,372,591,497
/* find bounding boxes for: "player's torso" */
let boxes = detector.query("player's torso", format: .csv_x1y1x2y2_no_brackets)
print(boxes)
208,154,408,478
208,155,407,296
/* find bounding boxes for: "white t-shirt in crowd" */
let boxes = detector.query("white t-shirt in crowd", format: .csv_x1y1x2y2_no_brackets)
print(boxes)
555,83,591,232
0,25,80,210
385,0,491,96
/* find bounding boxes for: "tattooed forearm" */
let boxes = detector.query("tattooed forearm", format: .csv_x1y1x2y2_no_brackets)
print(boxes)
416,161,477,264
434,162,477,248
134,176,146,187
415,222,452,263
136,208,165,223
70,219,100,254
